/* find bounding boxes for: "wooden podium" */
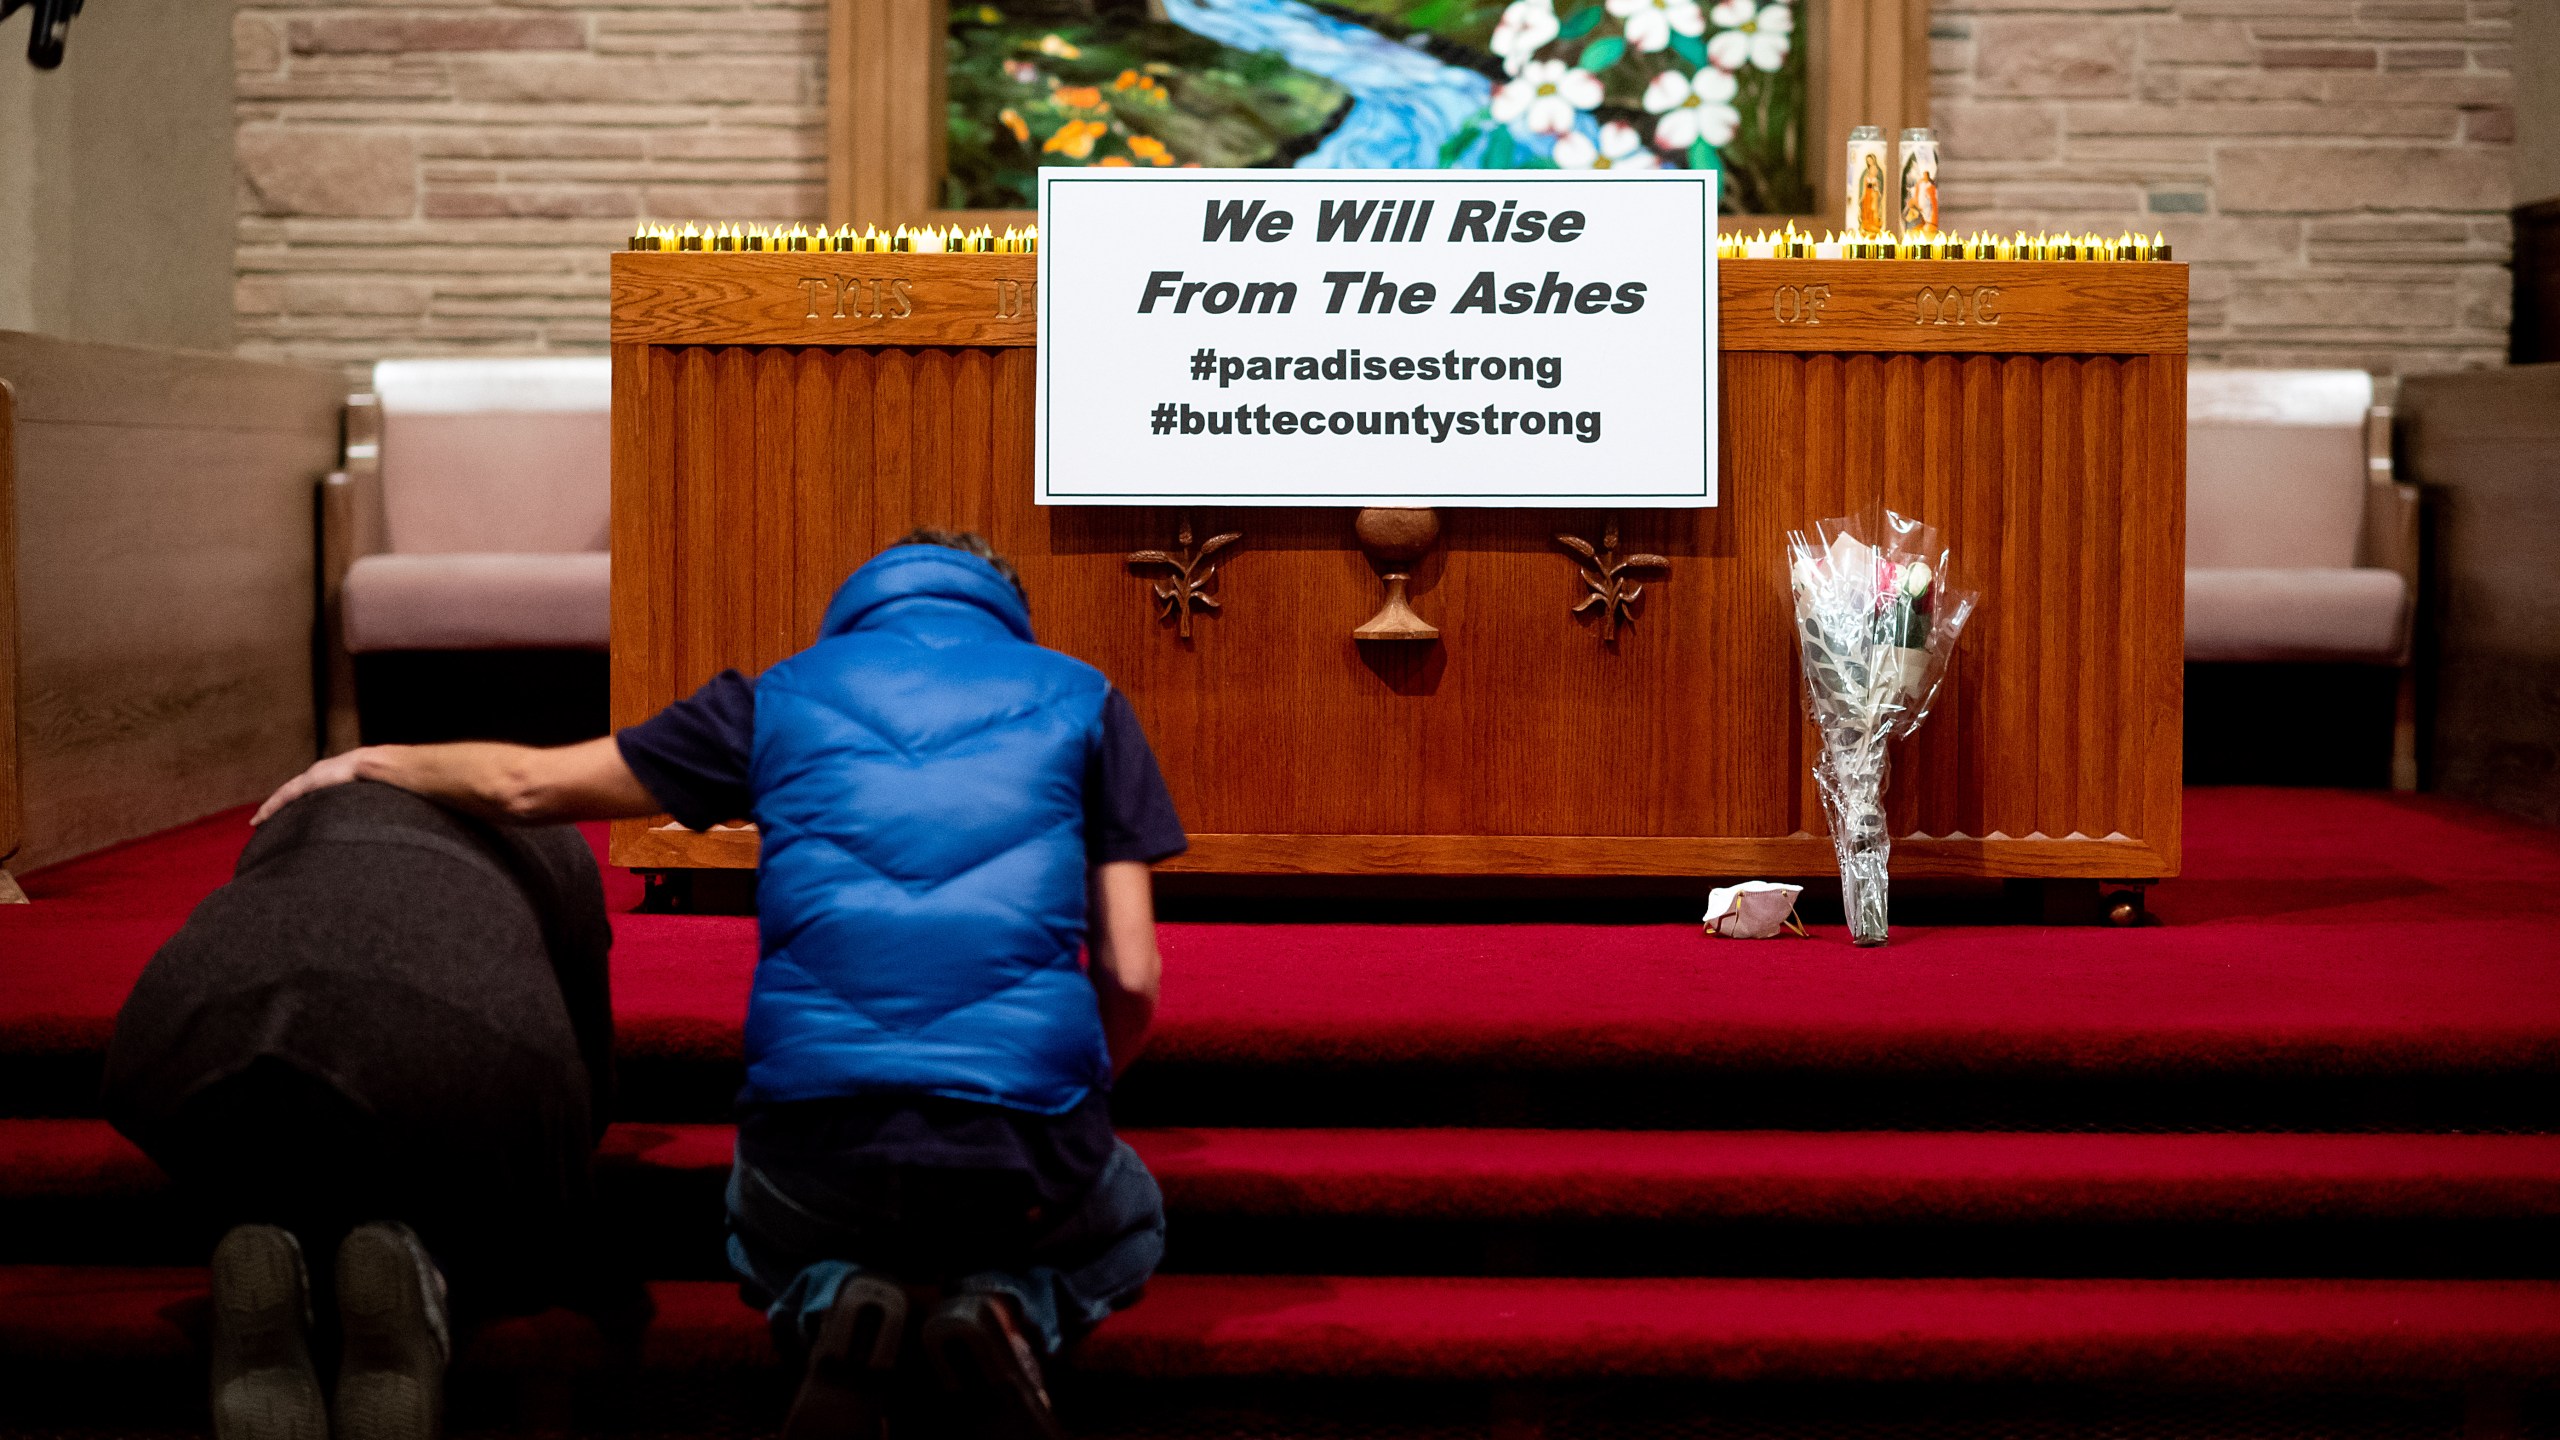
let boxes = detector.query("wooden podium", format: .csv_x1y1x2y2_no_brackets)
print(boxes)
608,252,2186,885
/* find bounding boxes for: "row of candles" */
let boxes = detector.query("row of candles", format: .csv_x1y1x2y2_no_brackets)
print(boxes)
628,222,1040,253
627,218,2171,263
1720,225,2174,261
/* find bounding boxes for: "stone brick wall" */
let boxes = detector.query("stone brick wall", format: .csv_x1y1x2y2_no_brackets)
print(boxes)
233,1,827,368
233,0,2513,374
1932,0,2514,373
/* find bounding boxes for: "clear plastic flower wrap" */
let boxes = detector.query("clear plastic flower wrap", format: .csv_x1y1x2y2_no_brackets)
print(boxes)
1785,507,1977,945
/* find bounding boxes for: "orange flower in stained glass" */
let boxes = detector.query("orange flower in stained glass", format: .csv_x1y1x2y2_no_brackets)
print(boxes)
1051,85,1104,111
998,108,1030,143
1097,155,1133,167
1041,119,1106,158
1113,69,1143,90
1125,134,1172,166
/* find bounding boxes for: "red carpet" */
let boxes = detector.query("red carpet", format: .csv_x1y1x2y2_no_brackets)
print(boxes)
7,789,2559,1073
16,1118,2560,1226
4,788,2558,1412
9,1270,2558,1387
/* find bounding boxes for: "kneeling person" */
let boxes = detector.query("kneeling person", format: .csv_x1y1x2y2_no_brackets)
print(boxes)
106,780,621,1440
256,531,1182,1440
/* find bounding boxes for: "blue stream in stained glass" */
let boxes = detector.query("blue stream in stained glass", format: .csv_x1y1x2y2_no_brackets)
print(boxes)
1158,0,1512,168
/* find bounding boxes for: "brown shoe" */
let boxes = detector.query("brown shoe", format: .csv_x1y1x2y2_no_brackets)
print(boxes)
923,1292,1065,1440
781,1275,908,1440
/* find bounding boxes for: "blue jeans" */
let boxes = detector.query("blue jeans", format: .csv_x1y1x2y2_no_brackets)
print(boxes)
727,1139,1165,1361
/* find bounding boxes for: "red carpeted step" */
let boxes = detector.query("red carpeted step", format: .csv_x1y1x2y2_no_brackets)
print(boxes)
1085,1275,2560,1385
1125,1128,2560,1224
7,790,2560,1085
15,1119,2560,1227
10,1269,2560,1387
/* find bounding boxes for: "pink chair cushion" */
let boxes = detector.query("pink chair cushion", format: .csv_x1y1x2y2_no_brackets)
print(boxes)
342,552,610,653
2184,568,2406,664
379,410,610,555
2186,423,2365,570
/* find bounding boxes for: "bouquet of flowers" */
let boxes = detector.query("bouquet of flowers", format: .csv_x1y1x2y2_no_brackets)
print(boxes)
1786,508,1976,945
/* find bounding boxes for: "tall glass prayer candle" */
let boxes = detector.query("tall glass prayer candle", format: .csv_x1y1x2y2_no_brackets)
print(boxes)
1846,125,1889,237
1897,127,1940,236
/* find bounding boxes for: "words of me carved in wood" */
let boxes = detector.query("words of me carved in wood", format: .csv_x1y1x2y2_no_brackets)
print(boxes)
1768,283,2005,328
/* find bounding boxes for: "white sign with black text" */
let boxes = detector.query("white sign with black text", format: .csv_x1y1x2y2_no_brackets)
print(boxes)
1035,169,1716,508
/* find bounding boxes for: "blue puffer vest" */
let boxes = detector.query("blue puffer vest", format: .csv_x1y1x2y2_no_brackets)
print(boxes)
744,545,1112,1114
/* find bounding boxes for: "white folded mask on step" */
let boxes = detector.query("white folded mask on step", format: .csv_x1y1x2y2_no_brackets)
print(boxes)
1703,882,1808,939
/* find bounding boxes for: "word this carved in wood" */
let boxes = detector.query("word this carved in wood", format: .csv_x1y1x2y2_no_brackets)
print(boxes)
797,274,915,321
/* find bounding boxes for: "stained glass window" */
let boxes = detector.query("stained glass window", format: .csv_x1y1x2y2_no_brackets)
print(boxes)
941,0,1811,215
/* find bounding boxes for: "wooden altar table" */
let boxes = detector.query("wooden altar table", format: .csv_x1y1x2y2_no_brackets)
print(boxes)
608,253,2186,885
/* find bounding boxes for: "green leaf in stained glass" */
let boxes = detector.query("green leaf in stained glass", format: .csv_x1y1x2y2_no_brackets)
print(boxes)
1557,5,1605,39
1667,30,1706,66
1484,127,1517,169
1578,35,1626,71
1439,123,1484,166
1687,137,1713,171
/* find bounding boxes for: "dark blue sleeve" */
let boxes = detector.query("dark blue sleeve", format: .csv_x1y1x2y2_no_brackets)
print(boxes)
1086,688,1187,865
614,669,757,832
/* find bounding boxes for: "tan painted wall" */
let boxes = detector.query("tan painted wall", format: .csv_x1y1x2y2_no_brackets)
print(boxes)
0,0,240,352
0,332,341,873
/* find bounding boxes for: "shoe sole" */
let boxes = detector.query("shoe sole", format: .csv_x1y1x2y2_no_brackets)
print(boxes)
781,1276,907,1440
924,1296,1066,1440
208,1226,326,1440
334,1224,445,1440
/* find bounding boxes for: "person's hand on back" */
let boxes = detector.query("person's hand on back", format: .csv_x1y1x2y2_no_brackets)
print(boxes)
253,737,664,827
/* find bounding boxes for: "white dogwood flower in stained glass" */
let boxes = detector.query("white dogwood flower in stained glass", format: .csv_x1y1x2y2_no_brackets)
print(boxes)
1606,0,1707,55
1491,0,1561,76
1553,120,1660,171
1643,66,1739,151
1707,0,1793,72
1492,59,1604,136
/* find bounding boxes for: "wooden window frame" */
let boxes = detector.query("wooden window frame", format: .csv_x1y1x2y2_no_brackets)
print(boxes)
827,0,1929,235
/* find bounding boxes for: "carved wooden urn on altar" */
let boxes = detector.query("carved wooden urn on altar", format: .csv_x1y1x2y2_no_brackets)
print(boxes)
1352,506,1440,642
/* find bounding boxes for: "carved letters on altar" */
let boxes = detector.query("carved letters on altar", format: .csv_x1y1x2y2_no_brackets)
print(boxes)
787,273,1032,324
1773,284,1830,326
797,274,915,321
1915,285,2002,327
